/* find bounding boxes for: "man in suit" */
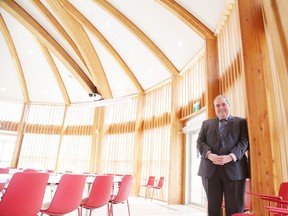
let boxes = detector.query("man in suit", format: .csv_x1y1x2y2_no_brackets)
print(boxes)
197,95,249,216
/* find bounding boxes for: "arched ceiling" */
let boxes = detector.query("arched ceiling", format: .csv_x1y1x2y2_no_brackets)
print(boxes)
0,0,226,105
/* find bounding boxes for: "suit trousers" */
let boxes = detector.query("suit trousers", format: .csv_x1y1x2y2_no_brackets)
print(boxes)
202,166,246,216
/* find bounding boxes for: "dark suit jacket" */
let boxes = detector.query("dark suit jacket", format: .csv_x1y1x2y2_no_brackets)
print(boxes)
197,116,249,180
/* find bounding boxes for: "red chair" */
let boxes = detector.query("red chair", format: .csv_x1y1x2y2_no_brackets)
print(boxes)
0,168,9,195
0,172,49,216
250,181,288,216
80,175,114,216
23,168,38,172
265,205,288,215
109,175,133,216
40,174,86,216
232,214,254,216
151,177,164,201
137,175,155,199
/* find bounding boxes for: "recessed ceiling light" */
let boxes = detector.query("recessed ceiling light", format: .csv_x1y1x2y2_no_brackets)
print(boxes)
0,87,6,91
105,21,111,27
43,91,48,95
28,50,35,55
147,69,153,74
177,40,183,47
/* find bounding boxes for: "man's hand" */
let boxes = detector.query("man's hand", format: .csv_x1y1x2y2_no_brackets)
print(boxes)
207,153,233,165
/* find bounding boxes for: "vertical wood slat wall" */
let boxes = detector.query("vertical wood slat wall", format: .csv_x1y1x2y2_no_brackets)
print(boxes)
216,2,246,117
261,0,288,181
180,49,206,119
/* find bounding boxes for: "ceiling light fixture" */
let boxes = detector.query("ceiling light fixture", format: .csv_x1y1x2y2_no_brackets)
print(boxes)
72,96,131,108
177,40,183,47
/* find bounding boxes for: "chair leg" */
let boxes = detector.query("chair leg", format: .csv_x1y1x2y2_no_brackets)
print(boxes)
109,203,113,216
107,203,110,216
151,188,155,202
77,206,81,216
127,199,130,216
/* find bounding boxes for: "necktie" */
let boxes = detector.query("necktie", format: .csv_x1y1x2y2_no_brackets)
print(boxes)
219,119,227,138
219,119,227,153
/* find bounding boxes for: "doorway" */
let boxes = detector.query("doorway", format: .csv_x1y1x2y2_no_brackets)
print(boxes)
183,111,206,208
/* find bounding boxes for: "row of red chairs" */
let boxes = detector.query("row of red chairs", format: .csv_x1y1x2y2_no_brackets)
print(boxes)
137,176,165,201
232,181,288,216
0,171,133,216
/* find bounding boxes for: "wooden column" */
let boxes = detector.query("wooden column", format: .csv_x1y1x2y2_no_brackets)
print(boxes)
237,1,282,215
168,75,184,204
11,103,27,168
132,94,145,195
95,107,106,174
261,0,288,180
205,38,219,118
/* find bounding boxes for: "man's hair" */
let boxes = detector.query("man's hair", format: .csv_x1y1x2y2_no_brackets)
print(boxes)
214,95,230,106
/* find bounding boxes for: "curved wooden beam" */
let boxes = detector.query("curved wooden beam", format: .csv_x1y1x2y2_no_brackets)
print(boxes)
0,14,29,102
0,0,96,94
93,0,179,76
46,0,112,99
157,0,215,39
31,0,89,76
61,0,144,93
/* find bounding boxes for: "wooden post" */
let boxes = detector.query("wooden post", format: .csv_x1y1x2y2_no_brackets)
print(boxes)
237,1,282,215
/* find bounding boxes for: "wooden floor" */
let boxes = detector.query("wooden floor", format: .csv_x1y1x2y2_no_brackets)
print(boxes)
65,196,207,216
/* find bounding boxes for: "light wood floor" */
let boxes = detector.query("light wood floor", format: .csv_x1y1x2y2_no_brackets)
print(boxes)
65,196,207,216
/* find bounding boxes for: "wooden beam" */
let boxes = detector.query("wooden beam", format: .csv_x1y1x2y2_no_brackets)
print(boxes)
157,0,214,39
92,0,179,76
205,38,219,118
46,0,112,99
31,0,89,75
62,0,144,93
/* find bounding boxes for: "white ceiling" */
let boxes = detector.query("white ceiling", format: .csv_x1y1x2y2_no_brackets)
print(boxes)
0,0,226,104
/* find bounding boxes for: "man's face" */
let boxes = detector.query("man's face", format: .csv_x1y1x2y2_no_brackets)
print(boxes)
214,97,230,120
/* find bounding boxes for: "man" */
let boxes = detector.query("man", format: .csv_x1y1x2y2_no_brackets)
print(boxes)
197,95,249,216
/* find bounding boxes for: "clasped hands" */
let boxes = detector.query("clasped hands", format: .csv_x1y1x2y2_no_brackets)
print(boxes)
207,153,233,165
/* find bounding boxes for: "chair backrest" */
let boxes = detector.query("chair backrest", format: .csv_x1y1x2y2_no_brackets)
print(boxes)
42,174,86,215
147,176,155,186
111,175,133,203
0,172,49,216
277,182,288,207
0,168,9,174
82,175,114,208
156,177,164,188
23,168,38,172
0,168,10,191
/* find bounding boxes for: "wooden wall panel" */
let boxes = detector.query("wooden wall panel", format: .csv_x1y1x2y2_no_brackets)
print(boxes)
237,1,282,215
